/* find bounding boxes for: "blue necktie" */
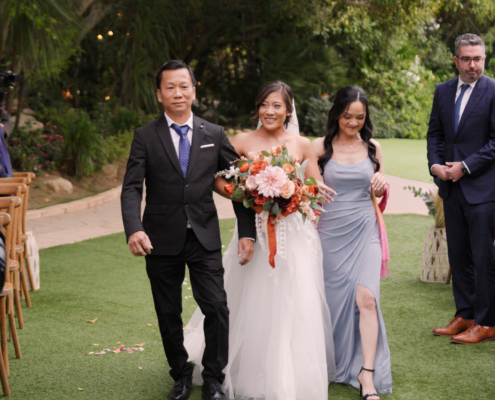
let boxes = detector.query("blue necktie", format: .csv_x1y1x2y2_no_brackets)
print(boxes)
171,124,190,177
454,84,469,133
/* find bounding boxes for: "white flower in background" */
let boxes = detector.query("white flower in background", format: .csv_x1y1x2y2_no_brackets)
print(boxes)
225,165,240,179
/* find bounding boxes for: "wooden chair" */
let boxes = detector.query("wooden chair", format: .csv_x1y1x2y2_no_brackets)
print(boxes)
0,200,22,377
0,181,32,310
0,176,36,295
0,215,11,396
0,186,26,330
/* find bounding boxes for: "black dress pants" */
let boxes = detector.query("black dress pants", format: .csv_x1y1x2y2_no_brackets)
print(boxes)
443,182,495,326
146,229,229,383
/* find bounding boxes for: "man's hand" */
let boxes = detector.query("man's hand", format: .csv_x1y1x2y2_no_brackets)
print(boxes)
0,123,4,129
431,164,451,181
238,238,255,265
445,162,464,182
128,231,153,256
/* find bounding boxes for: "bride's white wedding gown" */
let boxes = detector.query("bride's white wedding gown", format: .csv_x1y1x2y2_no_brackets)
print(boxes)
184,212,336,400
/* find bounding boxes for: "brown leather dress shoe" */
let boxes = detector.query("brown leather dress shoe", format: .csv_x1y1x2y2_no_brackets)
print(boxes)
433,316,474,336
451,324,495,344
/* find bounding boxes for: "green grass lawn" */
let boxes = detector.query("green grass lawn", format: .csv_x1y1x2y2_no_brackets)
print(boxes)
8,216,495,399
376,139,432,184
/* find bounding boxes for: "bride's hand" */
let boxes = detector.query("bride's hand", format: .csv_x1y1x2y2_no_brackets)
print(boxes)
371,172,386,195
316,180,336,203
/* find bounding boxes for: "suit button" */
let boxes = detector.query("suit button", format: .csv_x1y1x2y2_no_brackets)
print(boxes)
185,205,188,208
185,184,189,187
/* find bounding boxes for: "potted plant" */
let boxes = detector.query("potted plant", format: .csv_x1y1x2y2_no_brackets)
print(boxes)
404,186,450,283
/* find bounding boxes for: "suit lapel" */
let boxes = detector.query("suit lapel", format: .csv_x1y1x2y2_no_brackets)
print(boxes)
456,75,488,137
445,79,458,136
155,114,184,179
186,116,205,179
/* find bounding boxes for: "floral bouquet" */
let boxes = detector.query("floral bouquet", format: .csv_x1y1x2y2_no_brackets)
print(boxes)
216,144,325,268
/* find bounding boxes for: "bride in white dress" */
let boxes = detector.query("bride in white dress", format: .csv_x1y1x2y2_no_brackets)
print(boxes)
184,81,336,400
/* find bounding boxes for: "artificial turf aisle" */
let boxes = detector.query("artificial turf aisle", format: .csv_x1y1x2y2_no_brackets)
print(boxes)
7,216,495,399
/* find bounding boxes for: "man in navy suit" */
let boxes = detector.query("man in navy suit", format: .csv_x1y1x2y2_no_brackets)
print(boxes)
427,33,495,344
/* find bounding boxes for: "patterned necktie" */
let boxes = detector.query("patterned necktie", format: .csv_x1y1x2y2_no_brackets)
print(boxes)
454,84,469,133
171,124,190,177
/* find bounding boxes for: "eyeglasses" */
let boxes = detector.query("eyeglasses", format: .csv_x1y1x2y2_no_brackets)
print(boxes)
458,56,485,65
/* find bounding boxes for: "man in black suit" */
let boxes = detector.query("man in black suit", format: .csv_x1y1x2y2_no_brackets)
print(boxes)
121,60,256,400
427,33,495,344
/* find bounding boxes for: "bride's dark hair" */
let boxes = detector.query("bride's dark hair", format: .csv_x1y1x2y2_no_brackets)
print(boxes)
251,81,294,128
317,86,379,173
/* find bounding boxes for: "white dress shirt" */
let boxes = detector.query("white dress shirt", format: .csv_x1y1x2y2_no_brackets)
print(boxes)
431,76,480,175
164,112,193,155
163,112,255,242
455,77,478,121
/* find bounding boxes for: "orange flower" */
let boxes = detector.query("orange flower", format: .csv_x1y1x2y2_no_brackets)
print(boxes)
254,194,269,205
283,164,294,174
292,155,298,163
300,185,309,195
282,196,300,217
250,160,268,175
271,146,282,157
239,162,250,173
224,183,234,195
309,184,319,195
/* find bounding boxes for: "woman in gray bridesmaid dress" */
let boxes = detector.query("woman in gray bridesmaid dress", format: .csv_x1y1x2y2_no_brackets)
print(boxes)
313,86,392,399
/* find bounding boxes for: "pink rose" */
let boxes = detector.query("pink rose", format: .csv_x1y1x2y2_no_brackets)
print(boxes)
280,180,296,199
248,151,260,161
245,175,258,190
283,164,294,174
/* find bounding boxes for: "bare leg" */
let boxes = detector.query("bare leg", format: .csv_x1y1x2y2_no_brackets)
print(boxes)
356,285,380,399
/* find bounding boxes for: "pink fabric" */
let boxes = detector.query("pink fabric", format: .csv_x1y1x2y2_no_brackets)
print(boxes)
378,184,389,213
372,184,390,277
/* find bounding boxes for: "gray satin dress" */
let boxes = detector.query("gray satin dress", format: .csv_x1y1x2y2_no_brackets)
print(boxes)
318,158,392,394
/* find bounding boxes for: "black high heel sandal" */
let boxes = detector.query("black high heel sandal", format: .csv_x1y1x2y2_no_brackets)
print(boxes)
357,367,380,400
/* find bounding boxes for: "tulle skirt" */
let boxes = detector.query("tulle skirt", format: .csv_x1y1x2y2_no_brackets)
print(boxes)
184,212,336,400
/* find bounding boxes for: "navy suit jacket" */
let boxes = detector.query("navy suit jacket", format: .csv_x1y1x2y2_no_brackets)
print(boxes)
427,74,495,204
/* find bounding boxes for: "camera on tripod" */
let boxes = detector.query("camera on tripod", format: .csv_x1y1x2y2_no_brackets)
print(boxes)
0,71,24,106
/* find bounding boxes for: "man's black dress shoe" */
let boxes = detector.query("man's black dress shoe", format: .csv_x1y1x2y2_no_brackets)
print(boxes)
202,381,227,400
168,375,192,400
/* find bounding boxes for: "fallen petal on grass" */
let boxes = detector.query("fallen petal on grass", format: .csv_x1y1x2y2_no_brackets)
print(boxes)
87,317,98,323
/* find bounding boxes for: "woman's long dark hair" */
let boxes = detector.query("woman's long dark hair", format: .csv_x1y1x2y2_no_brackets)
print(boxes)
317,86,380,173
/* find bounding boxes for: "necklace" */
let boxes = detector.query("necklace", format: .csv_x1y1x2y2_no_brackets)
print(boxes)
338,136,361,149
260,129,285,143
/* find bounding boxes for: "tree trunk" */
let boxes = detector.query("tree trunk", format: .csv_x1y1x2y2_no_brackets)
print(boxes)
5,4,20,113
13,69,24,131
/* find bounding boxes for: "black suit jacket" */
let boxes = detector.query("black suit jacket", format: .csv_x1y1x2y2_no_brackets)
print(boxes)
427,74,495,203
121,114,256,255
